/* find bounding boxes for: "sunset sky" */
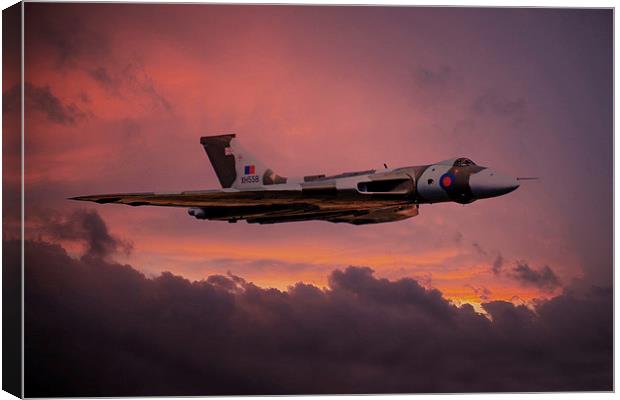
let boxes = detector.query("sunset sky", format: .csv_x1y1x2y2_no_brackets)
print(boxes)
17,4,612,309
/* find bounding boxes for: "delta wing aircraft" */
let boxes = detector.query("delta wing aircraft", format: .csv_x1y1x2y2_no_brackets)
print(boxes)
71,134,524,225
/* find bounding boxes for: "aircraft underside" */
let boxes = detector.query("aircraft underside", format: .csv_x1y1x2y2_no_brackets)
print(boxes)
72,189,418,225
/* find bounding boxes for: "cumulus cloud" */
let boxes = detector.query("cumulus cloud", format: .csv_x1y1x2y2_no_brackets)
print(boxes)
15,210,611,396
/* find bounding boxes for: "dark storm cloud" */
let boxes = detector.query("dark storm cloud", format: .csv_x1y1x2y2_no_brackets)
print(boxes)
3,83,88,125
41,209,132,258
511,262,561,292
19,211,611,396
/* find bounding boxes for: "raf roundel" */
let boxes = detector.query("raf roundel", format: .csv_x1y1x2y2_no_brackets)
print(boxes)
440,173,454,189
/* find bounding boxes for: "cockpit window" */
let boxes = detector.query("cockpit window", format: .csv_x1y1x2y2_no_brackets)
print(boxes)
453,158,476,167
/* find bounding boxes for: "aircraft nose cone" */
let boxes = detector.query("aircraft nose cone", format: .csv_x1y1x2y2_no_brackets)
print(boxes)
469,169,519,199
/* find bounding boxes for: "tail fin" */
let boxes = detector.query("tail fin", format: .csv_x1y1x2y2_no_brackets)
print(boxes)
200,134,287,189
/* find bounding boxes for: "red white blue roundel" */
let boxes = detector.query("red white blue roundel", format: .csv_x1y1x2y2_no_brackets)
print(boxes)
440,172,455,189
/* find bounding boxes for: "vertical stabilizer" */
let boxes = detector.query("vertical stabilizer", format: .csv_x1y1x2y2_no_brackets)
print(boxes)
200,134,287,189
200,134,237,188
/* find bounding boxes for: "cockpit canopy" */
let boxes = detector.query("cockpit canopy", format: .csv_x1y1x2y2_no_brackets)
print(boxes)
437,157,477,167
453,157,476,167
